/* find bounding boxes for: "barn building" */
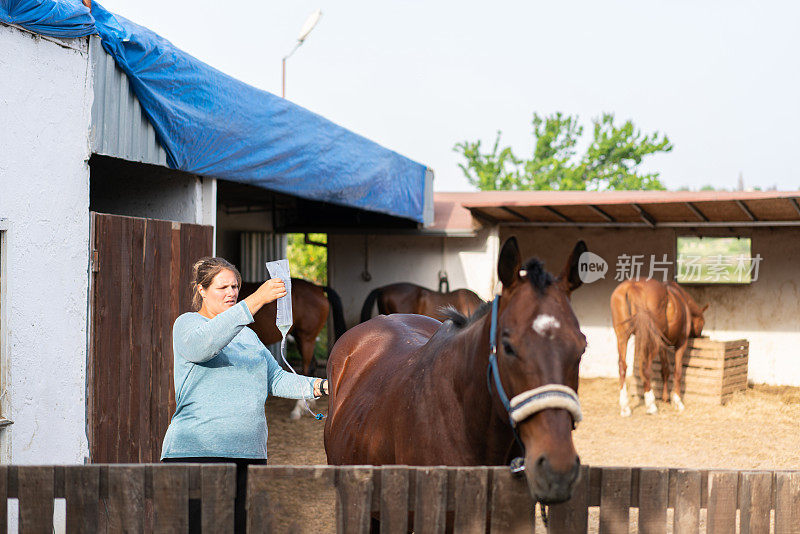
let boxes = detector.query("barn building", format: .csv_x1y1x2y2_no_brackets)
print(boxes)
0,3,431,468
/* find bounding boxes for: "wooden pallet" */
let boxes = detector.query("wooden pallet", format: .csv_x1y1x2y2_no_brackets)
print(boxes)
631,338,749,405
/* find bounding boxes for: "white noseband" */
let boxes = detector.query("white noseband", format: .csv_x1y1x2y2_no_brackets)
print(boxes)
509,384,583,426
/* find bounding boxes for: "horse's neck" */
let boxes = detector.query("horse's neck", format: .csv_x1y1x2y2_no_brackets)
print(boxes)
669,282,701,315
446,315,515,463
447,316,491,386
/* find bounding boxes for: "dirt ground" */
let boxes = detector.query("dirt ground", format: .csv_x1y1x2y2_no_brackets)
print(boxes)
267,377,800,470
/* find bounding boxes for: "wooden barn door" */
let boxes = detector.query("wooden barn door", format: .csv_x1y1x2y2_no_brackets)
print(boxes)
88,212,212,463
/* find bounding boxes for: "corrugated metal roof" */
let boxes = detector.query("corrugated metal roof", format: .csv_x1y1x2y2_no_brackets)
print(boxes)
89,36,167,166
435,191,800,228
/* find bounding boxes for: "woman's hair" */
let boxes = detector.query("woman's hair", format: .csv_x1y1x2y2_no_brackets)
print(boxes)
191,257,242,311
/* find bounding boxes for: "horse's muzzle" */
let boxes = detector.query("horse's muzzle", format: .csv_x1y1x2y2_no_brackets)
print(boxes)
527,454,581,504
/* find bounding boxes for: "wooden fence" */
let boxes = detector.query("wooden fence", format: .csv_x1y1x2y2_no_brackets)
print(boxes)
2,464,799,533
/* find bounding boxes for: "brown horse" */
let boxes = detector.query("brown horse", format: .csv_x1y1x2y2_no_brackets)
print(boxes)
326,237,588,506
360,282,484,323
610,278,708,416
241,279,346,376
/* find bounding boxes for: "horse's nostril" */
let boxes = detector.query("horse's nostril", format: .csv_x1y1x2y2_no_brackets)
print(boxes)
536,455,547,469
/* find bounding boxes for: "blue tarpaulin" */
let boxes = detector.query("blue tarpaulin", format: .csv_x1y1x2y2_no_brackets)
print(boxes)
2,1,428,223
0,0,95,37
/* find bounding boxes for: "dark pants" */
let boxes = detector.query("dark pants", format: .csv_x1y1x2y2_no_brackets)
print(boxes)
162,456,267,533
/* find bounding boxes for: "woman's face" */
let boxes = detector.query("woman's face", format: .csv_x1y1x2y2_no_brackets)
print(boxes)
200,268,240,318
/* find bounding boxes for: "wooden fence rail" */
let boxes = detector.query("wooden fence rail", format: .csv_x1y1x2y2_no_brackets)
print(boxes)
0,464,235,533
247,465,800,534
1,464,798,533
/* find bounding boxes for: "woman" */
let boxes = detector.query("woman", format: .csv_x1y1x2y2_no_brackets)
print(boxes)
161,257,327,532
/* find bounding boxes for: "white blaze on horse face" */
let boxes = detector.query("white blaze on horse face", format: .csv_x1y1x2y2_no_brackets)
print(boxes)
532,314,560,338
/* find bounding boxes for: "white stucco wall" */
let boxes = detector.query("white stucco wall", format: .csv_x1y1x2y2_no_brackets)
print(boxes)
90,156,215,226
328,227,498,327
0,25,92,463
500,225,800,386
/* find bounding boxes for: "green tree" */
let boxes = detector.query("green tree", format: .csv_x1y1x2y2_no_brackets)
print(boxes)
454,112,672,191
285,233,329,362
286,233,327,284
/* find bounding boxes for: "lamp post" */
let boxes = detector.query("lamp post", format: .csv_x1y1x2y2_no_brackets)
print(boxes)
282,9,323,99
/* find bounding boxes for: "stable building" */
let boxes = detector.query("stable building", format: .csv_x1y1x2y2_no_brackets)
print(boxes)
330,191,800,386
1,3,431,467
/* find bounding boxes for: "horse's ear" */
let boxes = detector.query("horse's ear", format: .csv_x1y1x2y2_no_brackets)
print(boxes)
701,304,709,313
498,237,522,288
557,240,588,296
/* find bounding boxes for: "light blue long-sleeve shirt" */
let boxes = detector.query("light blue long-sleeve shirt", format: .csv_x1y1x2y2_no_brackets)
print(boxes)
161,301,316,459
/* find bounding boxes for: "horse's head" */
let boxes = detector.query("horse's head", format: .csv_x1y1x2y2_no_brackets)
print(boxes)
494,236,587,504
691,304,709,337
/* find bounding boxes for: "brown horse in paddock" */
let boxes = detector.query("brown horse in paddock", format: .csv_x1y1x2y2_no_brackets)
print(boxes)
326,237,588,507
359,282,484,323
611,278,707,416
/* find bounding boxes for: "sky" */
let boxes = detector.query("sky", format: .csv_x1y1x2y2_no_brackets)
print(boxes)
101,0,800,192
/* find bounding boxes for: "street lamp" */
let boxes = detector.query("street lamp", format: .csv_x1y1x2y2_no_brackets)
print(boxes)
282,9,323,98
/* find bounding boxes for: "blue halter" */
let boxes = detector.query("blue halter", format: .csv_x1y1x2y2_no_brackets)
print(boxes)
486,295,515,427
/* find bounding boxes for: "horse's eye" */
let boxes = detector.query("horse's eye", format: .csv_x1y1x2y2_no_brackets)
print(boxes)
502,340,517,357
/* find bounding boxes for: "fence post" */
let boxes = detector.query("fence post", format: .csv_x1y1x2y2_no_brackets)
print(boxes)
413,467,448,534
336,467,374,534
152,465,189,532
201,464,236,533
775,471,800,534
489,468,534,534
106,465,146,533
673,469,701,534
453,467,489,534
378,466,410,534
637,468,669,534
64,465,100,534
548,464,588,533
739,471,772,534
706,470,737,534
18,466,54,533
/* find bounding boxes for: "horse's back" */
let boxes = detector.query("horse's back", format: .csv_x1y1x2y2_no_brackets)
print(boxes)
325,313,441,463
327,313,440,397
377,283,424,314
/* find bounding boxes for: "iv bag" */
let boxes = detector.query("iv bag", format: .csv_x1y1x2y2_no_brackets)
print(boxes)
266,259,293,329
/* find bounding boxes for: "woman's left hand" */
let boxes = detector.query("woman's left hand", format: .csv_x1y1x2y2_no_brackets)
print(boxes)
313,379,328,397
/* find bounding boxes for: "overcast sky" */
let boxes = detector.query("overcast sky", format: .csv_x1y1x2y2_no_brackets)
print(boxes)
101,0,799,192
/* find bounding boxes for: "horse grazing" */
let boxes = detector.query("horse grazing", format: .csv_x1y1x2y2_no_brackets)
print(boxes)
326,237,588,507
611,278,708,416
359,282,484,323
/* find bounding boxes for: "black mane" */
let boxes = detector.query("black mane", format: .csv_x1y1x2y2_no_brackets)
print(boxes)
439,301,491,328
441,257,553,330
523,257,554,293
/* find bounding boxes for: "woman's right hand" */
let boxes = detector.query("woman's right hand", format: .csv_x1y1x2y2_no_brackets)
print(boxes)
243,278,287,315
259,278,287,304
